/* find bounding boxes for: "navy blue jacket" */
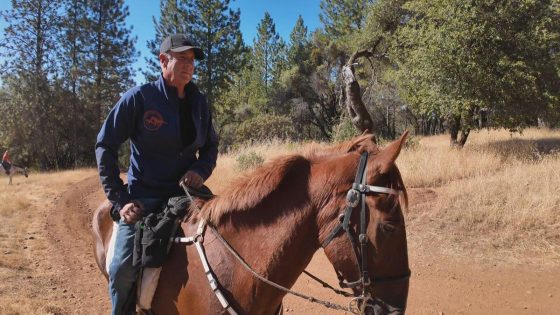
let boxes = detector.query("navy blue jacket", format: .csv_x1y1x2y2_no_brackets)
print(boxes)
95,75,218,213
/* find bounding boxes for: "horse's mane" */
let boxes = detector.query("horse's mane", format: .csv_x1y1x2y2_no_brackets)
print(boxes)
201,135,378,224
201,154,309,224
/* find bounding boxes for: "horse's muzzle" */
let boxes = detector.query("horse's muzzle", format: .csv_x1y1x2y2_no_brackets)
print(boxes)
363,279,409,315
364,299,406,315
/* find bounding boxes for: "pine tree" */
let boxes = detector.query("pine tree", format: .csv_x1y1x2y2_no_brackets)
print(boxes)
250,12,284,108
60,0,91,166
83,0,137,127
189,0,244,107
319,0,371,39
0,0,64,168
288,15,309,68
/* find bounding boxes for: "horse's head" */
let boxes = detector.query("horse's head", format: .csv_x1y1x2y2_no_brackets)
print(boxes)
316,131,410,315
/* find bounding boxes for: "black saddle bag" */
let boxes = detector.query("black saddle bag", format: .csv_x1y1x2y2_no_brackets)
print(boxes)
133,196,190,268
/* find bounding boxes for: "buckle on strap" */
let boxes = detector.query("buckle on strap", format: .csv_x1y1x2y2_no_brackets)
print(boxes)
172,219,206,244
339,278,363,288
346,189,360,207
352,183,400,195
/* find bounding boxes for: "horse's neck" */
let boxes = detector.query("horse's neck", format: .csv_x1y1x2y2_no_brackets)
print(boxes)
216,203,319,301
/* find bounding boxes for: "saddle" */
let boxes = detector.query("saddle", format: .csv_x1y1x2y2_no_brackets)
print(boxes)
135,185,214,313
132,185,215,268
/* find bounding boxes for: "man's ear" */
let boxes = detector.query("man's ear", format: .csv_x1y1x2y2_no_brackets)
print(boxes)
159,53,168,68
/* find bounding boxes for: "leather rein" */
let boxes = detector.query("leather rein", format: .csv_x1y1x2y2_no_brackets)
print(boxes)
173,152,410,314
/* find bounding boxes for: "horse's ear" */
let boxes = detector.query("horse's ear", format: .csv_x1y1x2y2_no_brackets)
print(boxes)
372,130,409,173
347,133,377,153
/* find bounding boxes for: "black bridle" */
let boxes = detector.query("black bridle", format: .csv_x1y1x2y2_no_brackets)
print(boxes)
321,152,411,297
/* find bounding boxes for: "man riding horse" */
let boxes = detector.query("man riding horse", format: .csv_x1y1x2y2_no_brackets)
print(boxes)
94,133,412,315
95,33,218,315
0,149,28,185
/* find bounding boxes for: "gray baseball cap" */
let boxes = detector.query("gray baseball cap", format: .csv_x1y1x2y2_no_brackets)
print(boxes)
160,34,204,60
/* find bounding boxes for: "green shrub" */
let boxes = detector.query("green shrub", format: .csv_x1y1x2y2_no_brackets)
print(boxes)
331,113,360,142
236,151,264,170
235,114,296,143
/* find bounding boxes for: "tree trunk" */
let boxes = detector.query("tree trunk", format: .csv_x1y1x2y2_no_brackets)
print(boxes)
458,128,470,147
449,115,470,148
343,50,376,134
342,39,388,136
449,115,460,147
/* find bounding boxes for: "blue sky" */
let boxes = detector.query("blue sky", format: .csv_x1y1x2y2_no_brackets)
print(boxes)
0,0,322,84
130,0,321,83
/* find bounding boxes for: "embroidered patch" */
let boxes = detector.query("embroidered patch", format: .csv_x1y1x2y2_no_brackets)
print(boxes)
143,110,167,131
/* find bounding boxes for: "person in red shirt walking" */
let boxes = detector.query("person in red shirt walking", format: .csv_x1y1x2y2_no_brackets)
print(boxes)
1,150,11,174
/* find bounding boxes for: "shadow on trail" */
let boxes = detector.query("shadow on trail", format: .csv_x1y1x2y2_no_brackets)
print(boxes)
478,137,560,161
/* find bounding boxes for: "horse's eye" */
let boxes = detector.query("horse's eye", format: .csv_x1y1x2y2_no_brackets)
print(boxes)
379,222,396,233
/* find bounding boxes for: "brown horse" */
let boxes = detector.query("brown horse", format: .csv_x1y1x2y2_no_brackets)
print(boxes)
93,132,411,315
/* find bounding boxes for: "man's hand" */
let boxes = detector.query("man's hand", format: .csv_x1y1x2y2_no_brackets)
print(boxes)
119,201,144,224
180,170,203,188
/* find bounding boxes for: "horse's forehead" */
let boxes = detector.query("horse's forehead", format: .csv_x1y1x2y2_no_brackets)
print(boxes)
348,140,377,154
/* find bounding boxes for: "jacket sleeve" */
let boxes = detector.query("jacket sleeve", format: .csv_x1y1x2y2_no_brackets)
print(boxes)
190,103,218,181
95,90,139,213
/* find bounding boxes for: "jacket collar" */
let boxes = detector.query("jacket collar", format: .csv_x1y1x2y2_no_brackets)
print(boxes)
157,74,200,102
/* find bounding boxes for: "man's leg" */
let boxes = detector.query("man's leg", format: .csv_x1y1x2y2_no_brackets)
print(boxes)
108,217,137,315
108,198,165,315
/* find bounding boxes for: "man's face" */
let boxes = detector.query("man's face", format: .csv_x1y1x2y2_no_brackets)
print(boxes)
161,49,195,88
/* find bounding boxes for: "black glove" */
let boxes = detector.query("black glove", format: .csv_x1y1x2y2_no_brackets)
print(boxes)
165,196,190,218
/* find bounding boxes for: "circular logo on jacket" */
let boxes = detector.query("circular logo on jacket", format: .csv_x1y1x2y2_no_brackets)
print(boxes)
143,110,167,131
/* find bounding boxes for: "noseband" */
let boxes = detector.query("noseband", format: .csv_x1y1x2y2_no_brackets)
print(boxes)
322,152,411,296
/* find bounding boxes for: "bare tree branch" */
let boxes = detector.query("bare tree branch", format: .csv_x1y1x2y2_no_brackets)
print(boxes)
342,38,384,135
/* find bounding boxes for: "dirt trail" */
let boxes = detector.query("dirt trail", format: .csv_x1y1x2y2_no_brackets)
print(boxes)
45,175,110,314
42,176,559,314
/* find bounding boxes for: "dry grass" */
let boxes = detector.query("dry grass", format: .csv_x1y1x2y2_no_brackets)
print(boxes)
0,168,97,315
437,155,560,230
398,143,503,188
400,128,560,187
400,128,560,263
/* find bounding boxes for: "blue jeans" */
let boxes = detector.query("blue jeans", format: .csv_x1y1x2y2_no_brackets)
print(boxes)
108,198,166,315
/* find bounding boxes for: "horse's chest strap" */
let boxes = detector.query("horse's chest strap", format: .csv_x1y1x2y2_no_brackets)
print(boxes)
173,220,239,315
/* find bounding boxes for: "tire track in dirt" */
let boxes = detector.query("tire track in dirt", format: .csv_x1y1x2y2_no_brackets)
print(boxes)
45,175,109,314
